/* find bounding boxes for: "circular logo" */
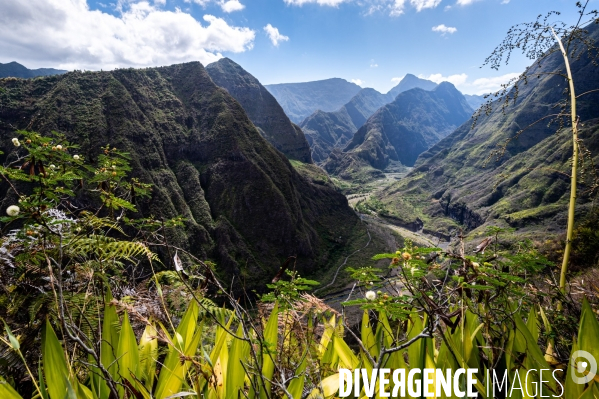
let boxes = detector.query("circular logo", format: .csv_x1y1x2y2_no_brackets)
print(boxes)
570,350,597,385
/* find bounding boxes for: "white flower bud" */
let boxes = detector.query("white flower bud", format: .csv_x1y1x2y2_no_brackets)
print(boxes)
12,138,20,147
365,291,376,301
6,205,20,216
73,155,80,160
56,144,62,150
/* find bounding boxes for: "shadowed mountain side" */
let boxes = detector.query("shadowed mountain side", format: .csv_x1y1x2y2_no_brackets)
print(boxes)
377,24,599,239
300,88,391,163
323,82,473,179
0,62,363,290
0,61,66,78
206,58,312,163
265,78,362,123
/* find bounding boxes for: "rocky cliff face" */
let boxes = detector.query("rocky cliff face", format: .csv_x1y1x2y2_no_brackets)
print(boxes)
206,58,312,163
376,24,599,239
265,78,362,123
323,82,473,179
0,62,362,290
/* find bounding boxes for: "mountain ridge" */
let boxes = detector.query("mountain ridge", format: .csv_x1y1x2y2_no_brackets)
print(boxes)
265,78,363,123
205,58,312,163
0,61,66,79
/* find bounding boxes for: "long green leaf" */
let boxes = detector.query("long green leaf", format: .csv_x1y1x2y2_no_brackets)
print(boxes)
92,288,120,399
579,298,599,368
285,356,307,399
117,311,140,397
260,302,279,399
155,300,200,399
138,323,158,392
226,324,250,399
41,321,70,399
0,376,23,399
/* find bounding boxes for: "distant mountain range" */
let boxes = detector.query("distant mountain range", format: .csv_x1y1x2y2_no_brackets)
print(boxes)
300,88,392,163
206,58,312,163
300,75,439,163
265,78,362,123
0,61,66,78
376,23,599,240
323,82,473,180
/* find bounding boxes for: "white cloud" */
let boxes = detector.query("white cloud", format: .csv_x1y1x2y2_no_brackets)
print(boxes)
219,0,244,12
456,0,479,5
370,59,378,68
284,0,348,6
432,24,457,35
470,72,520,94
351,78,364,86
391,76,405,83
417,72,520,95
501,0,509,3
410,0,441,12
0,0,255,70
286,0,440,15
154,0,166,5
389,0,406,16
263,24,289,46
419,73,468,86
190,0,244,12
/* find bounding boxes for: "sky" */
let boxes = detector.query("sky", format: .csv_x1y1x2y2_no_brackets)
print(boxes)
0,0,595,94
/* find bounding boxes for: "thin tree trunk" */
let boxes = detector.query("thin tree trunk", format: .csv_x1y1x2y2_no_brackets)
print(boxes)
551,28,578,310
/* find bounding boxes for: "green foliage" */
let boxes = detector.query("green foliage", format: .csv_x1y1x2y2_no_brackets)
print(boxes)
355,196,389,216
0,131,183,393
260,269,319,306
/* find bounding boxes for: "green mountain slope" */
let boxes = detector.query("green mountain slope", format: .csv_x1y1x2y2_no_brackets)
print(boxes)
265,78,362,123
376,26,599,240
0,61,66,78
323,82,473,180
206,58,312,163
0,62,364,290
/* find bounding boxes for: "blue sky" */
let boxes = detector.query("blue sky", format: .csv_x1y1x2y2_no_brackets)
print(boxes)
0,0,593,94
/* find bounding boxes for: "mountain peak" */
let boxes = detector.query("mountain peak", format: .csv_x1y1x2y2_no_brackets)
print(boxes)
387,74,437,99
433,81,459,92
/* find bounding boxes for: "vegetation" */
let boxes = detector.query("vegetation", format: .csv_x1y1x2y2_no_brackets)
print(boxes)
2,4,599,398
480,0,599,310
1,143,598,398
